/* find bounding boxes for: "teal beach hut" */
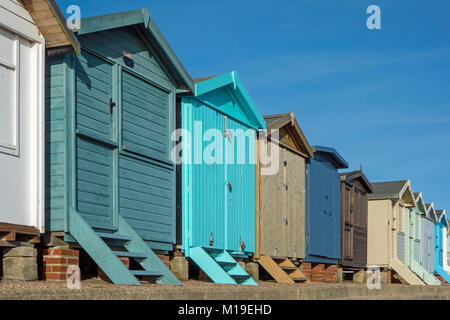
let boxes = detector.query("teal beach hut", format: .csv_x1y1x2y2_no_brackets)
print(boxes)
405,193,440,285
179,72,265,285
45,9,194,285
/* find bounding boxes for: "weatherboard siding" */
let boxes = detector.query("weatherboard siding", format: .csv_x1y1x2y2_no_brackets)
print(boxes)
45,55,67,231
79,27,173,90
119,155,175,251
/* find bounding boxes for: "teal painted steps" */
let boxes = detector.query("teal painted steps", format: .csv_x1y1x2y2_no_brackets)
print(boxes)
189,247,258,286
435,266,450,283
68,209,181,285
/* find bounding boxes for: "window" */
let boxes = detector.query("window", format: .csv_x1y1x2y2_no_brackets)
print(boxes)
0,27,19,156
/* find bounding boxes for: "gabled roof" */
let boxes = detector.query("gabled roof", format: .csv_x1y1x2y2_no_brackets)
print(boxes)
436,210,448,226
368,180,415,205
413,192,427,215
312,146,349,169
193,72,266,129
425,203,439,222
79,8,194,92
21,0,80,54
340,170,374,194
263,113,314,158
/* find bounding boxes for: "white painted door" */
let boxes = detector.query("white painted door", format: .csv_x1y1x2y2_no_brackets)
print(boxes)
0,25,44,231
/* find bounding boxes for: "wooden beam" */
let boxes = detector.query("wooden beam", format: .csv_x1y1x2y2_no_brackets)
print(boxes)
0,223,40,236
0,231,16,241
0,241,34,248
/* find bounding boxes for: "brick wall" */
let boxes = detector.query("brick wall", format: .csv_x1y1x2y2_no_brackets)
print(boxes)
299,262,312,280
43,248,79,281
311,264,325,283
158,254,170,268
323,265,338,283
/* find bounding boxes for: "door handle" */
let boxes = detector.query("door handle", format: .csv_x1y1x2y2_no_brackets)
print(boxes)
227,182,232,192
110,98,116,114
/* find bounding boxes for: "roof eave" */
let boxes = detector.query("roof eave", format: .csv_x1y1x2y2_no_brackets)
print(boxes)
313,146,349,169
195,72,266,129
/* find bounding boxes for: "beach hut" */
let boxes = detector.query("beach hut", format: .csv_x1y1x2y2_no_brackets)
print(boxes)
45,8,194,285
443,214,450,274
339,170,373,272
0,0,78,245
404,193,440,285
254,113,313,284
179,72,265,285
434,210,450,283
422,203,438,276
304,146,348,276
367,181,424,285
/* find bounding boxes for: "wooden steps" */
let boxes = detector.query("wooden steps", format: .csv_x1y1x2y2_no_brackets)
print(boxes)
68,208,181,285
188,247,258,286
258,255,307,284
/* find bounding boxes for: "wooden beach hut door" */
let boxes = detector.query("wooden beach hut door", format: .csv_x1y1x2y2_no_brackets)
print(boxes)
75,52,116,230
436,227,443,267
225,116,255,254
343,185,354,260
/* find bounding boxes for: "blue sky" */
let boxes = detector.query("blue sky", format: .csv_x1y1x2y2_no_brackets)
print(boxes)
57,0,450,210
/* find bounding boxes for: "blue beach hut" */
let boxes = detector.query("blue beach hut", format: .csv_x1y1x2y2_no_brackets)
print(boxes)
305,146,348,267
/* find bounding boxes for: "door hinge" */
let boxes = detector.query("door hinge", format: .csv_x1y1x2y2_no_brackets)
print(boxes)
109,98,116,114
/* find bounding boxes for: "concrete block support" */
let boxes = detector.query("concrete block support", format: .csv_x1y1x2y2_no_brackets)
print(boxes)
245,262,259,281
3,247,38,281
353,270,368,284
170,256,189,281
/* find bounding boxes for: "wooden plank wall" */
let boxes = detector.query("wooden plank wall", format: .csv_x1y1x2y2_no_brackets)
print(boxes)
257,140,306,259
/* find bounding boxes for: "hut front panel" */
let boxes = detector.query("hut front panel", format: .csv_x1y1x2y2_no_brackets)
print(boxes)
305,155,340,262
341,184,353,262
186,101,226,250
225,116,256,253
118,155,175,251
121,70,170,160
74,51,116,230
284,148,305,259
260,141,285,257
367,200,390,267
341,182,368,268
422,218,434,274
45,55,67,231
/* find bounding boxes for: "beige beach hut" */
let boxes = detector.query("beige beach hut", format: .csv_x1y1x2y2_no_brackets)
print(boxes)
367,180,424,285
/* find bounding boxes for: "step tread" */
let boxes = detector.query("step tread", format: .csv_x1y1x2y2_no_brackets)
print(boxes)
229,274,251,279
130,270,163,277
216,261,237,267
96,232,131,242
203,247,224,253
290,276,307,282
112,251,148,259
280,266,298,271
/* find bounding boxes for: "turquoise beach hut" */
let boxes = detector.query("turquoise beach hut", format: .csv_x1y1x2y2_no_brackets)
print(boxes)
179,72,265,285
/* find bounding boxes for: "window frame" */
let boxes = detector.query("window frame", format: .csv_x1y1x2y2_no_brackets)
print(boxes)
0,33,20,156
